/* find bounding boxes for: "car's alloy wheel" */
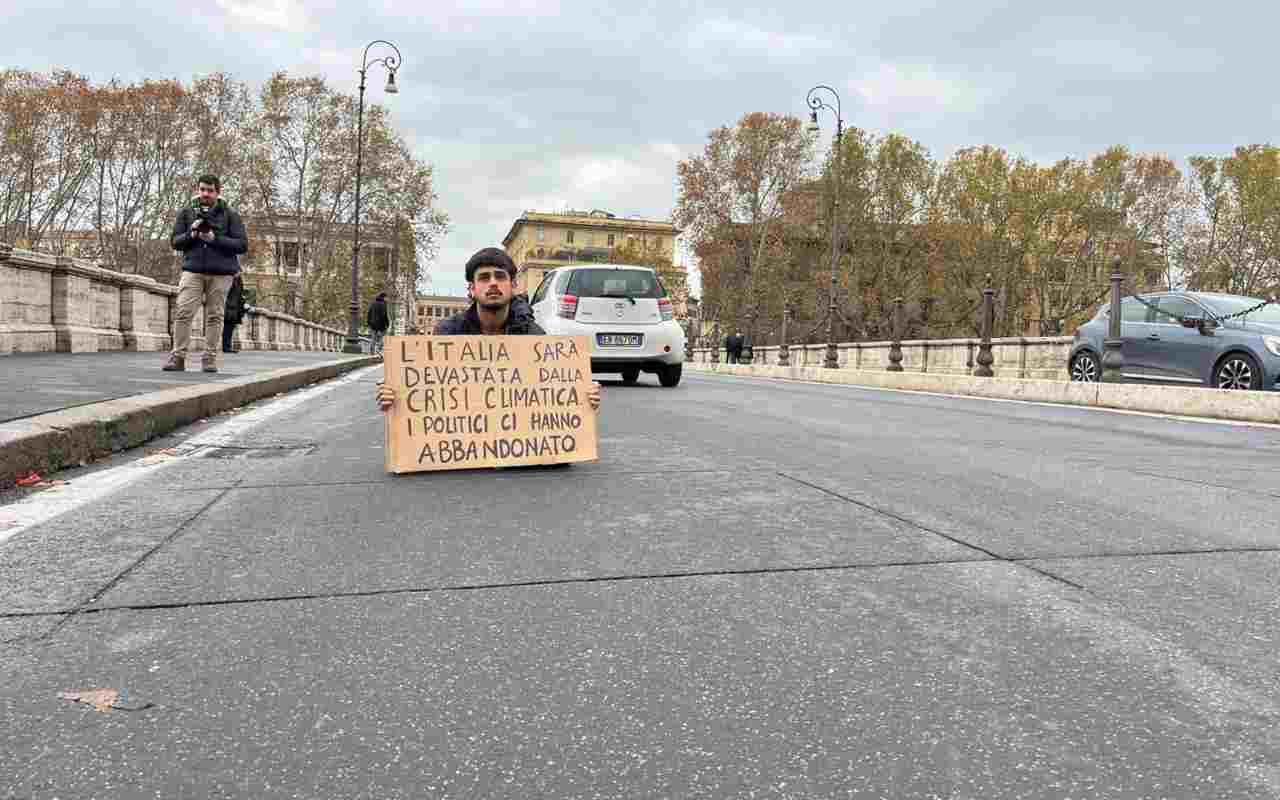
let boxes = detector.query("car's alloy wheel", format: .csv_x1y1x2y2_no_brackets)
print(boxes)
1216,355,1260,390
1070,352,1100,383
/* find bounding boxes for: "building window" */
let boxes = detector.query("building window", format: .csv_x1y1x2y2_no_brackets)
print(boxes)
566,230,575,244
278,242,300,269
607,234,615,246
536,225,545,242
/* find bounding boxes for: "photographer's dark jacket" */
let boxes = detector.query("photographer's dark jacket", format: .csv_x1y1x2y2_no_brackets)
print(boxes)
171,198,248,276
434,295,545,335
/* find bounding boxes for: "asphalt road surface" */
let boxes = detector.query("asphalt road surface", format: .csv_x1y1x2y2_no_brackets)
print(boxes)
3,367,1280,799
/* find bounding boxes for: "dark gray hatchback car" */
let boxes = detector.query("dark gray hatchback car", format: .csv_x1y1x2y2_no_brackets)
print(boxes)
1069,292,1280,391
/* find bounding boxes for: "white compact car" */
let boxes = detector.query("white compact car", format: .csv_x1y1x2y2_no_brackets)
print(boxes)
528,264,686,387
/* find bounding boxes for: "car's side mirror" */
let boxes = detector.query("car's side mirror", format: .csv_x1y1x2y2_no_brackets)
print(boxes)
1186,316,1218,335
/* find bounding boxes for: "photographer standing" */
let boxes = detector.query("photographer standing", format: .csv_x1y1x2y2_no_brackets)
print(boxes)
163,174,248,373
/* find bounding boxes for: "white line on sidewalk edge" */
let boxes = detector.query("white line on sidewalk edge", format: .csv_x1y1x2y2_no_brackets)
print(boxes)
0,366,380,547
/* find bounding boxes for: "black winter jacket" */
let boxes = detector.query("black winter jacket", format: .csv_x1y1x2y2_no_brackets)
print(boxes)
434,295,545,335
224,275,247,323
367,298,390,332
171,199,248,276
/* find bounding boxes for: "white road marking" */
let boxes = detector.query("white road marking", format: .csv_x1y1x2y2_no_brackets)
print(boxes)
37,389,105,396
0,366,379,547
692,371,1280,430
128,378,197,384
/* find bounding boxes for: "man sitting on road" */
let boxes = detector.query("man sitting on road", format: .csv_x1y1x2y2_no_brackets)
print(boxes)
376,247,601,412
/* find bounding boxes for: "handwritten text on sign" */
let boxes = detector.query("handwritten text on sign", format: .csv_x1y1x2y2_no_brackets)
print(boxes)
384,335,598,472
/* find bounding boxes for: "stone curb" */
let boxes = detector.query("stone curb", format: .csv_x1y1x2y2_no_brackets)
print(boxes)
688,363,1280,424
0,356,380,486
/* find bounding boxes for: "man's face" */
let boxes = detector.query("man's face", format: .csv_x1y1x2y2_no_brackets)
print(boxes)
470,267,517,311
197,182,220,206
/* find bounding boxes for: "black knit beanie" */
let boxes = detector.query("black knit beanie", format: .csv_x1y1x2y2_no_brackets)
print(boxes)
464,248,518,282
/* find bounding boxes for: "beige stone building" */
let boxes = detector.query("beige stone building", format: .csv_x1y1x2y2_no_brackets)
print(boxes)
501,209,682,306
413,294,471,333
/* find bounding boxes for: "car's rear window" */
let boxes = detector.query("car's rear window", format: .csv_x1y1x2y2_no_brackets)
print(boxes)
567,269,667,299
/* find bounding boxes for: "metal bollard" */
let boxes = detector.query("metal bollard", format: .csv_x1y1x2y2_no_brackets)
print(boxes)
778,309,791,367
974,278,995,378
887,297,905,372
1102,257,1125,382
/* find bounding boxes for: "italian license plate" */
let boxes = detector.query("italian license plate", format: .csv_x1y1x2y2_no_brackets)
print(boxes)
597,333,643,347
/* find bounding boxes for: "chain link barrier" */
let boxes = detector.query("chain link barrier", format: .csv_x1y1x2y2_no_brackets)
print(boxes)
1118,279,1275,325
740,282,1275,353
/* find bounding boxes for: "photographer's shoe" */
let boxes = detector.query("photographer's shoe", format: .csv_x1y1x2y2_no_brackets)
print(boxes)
162,354,185,372
201,354,218,373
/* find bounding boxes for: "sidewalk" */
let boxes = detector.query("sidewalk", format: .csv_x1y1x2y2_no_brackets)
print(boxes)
0,350,379,485
1,351,373,424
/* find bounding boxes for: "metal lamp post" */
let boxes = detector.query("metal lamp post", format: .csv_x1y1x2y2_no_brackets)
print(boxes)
805,85,843,369
344,39,402,354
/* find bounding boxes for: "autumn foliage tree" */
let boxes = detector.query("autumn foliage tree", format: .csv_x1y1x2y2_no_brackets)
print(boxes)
675,112,813,343
683,108,1280,341
0,68,448,327
1180,145,1280,297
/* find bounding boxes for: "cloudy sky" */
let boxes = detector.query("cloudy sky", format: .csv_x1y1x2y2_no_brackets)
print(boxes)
10,0,1277,295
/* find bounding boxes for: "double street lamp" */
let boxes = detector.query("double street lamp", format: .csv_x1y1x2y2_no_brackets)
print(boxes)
344,39,402,354
805,85,843,370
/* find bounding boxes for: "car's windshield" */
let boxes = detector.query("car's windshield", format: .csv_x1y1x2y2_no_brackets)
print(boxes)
1200,296,1280,323
567,269,667,299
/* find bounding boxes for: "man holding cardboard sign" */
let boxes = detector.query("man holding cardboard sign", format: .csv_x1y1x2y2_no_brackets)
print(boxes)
376,248,602,473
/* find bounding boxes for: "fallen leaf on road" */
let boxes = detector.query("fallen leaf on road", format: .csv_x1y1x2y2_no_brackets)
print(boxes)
60,688,154,713
15,472,42,487
60,689,119,712
138,448,182,466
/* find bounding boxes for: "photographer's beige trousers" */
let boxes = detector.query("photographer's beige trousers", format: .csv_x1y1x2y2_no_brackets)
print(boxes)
172,272,234,358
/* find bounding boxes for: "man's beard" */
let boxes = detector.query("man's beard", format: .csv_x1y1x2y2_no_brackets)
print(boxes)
478,296,509,312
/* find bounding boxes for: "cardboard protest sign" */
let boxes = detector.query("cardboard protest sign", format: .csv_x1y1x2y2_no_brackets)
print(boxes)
383,335,598,473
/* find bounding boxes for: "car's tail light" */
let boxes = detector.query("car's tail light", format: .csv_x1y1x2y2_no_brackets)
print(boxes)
658,297,673,321
558,294,578,319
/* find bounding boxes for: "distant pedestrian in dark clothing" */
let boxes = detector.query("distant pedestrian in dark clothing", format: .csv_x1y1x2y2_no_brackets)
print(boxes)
221,274,247,353
725,332,745,364
367,292,390,354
